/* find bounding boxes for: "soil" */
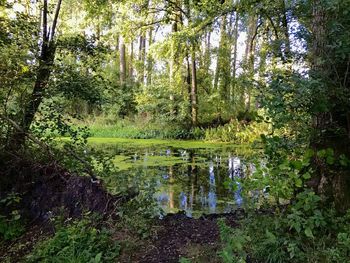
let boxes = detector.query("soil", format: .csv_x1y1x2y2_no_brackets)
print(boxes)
132,211,245,263
1,159,134,220
22,170,118,220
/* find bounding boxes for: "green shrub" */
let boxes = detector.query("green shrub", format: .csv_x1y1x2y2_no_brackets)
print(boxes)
204,119,268,143
218,192,350,263
0,193,25,241
26,218,120,263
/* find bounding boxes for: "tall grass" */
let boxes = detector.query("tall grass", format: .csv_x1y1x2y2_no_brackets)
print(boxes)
80,116,196,139
203,120,270,143
79,115,269,143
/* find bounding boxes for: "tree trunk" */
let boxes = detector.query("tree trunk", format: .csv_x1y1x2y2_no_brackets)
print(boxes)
146,28,153,85
129,41,134,81
119,36,126,85
169,2,182,116
191,46,198,126
230,12,239,103
214,15,227,91
310,0,350,211
8,0,62,150
243,13,257,113
281,0,291,62
138,34,146,83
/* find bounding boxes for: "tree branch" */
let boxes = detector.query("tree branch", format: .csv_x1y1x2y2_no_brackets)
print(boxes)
165,0,188,18
250,20,263,54
42,0,48,41
50,0,62,41
1,115,99,182
1,114,54,157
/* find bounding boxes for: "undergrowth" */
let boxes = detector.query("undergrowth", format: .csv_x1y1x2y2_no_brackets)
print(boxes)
203,120,269,143
218,191,350,263
81,115,268,143
0,193,25,241
26,217,120,263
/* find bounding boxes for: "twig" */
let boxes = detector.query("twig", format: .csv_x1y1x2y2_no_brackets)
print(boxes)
1,114,54,157
0,114,99,182
64,145,99,182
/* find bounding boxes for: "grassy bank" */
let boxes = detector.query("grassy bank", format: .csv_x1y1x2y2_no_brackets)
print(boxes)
82,117,269,144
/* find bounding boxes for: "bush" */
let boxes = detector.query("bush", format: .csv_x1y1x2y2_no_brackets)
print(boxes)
204,119,268,143
26,218,120,263
0,193,25,241
218,192,350,263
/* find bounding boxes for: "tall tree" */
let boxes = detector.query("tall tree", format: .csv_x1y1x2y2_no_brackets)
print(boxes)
119,36,127,85
146,27,154,85
190,44,198,126
309,0,350,210
129,41,134,81
230,12,239,103
9,0,63,149
243,13,258,113
138,33,146,83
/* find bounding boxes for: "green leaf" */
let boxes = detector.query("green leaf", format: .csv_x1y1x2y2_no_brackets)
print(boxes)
94,252,102,263
304,149,314,159
302,172,311,180
291,160,303,170
265,229,276,241
304,228,314,238
339,154,350,167
317,150,326,158
295,178,303,188
326,156,335,165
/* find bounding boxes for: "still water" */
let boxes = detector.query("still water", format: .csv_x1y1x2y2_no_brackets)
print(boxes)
90,139,257,217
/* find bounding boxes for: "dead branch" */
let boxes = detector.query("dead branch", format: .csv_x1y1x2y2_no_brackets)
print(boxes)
0,114,99,182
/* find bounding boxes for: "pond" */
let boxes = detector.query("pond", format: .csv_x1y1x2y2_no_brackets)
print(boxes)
89,138,260,218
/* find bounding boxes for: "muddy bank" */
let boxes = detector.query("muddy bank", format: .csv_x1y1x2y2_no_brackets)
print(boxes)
0,161,134,262
1,160,133,220
127,210,245,263
23,171,117,220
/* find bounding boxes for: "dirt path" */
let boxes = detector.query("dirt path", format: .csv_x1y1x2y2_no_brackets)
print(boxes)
131,211,245,263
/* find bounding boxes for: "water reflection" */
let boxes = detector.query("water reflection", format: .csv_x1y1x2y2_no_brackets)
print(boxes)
208,162,217,213
228,156,243,206
155,152,248,216
93,143,253,217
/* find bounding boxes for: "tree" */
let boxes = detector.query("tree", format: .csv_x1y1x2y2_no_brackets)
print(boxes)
119,36,127,85
8,0,63,150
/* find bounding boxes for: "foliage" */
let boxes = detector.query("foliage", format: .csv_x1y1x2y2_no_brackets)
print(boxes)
179,257,192,263
117,184,162,239
218,218,250,263
203,119,269,143
218,192,350,263
83,115,269,142
26,218,120,263
0,193,25,241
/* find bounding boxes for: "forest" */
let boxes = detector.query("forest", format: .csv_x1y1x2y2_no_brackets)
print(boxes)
0,0,350,262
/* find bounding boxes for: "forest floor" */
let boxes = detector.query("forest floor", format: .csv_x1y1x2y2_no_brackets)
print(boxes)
1,211,244,263
127,212,244,263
